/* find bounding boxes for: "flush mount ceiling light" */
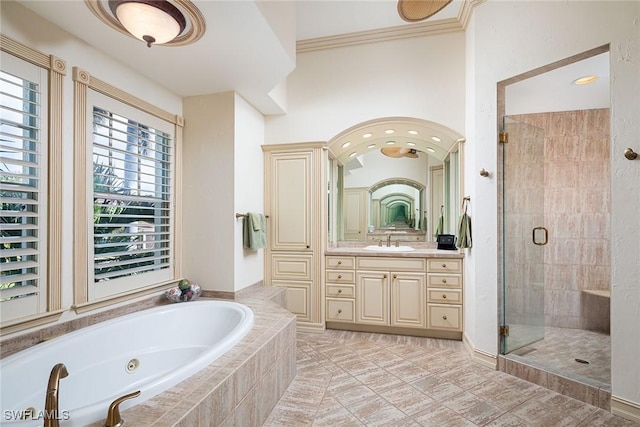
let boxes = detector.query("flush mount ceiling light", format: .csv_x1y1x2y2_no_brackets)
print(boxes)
86,0,205,47
110,0,185,47
397,0,453,22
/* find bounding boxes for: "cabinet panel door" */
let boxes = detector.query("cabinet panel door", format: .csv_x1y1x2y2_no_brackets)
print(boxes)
273,281,311,322
270,151,312,251
390,272,426,328
356,272,388,325
326,298,355,322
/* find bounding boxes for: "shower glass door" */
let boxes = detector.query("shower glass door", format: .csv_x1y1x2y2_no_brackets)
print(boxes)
501,116,546,354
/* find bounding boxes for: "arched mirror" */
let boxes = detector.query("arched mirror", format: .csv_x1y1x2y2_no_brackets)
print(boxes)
327,117,464,244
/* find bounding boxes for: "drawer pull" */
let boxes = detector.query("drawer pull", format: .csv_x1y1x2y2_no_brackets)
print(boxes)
337,261,342,265
442,279,447,284
442,263,447,268
383,274,387,278
337,289,342,294
338,275,342,279
393,274,397,279
442,315,448,320
442,294,447,299
337,309,342,314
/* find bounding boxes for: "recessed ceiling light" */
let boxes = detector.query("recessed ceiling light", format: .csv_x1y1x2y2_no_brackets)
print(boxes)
426,148,436,153
431,136,441,142
363,133,373,138
573,75,598,85
348,152,357,158
384,129,395,134
341,142,351,149
407,142,416,146
367,144,376,149
408,130,418,135
386,141,395,145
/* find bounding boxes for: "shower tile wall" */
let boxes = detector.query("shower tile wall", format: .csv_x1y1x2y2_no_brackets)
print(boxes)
508,109,610,333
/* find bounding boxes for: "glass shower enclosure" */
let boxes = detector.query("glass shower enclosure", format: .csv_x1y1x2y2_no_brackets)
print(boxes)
501,116,547,354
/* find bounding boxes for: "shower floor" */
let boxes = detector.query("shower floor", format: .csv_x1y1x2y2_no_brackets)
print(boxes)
506,325,610,386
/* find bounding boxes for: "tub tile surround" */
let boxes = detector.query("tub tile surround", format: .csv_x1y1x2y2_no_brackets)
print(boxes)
1,285,296,427
265,330,638,427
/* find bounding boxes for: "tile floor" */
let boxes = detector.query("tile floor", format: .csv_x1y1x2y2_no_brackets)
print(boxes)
264,329,638,427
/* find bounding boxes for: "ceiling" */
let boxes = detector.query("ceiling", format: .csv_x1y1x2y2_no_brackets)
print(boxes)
15,0,608,120
15,0,465,115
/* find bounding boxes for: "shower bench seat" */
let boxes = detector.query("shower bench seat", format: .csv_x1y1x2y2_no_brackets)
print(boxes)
582,289,611,298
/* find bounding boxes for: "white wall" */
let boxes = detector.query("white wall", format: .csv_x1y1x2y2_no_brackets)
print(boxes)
182,92,235,292
265,32,466,145
234,94,266,291
0,2,183,312
466,0,640,410
344,151,430,188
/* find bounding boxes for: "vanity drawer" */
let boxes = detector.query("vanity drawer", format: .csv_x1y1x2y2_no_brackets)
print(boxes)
427,258,462,273
427,288,462,304
271,254,312,281
427,274,462,288
327,284,355,298
326,270,355,283
326,298,355,322
357,257,426,272
326,256,355,270
427,304,462,331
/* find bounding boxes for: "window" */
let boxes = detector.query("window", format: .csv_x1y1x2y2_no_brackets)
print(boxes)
86,91,175,301
0,52,49,323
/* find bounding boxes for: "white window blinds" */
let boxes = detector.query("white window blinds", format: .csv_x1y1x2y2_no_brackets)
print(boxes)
89,93,174,298
0,54,48,322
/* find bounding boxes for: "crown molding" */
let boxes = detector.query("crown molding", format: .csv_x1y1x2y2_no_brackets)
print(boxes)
296,0,484,54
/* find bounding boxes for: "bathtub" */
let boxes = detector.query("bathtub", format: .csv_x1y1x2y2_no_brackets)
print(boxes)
0,300,254,426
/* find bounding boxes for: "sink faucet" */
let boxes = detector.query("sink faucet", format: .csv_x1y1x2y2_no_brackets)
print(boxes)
44,363,68,427
386,234,392,247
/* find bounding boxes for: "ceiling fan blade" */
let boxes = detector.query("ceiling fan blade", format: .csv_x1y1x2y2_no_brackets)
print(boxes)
381,147,404,158
398,147,411,154
397,0,453,22
404,152,419,158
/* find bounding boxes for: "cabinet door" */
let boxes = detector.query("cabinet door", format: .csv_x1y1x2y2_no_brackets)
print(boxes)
390,272,426,328
273,281,311,322
356,271,389,325
269,151,312,251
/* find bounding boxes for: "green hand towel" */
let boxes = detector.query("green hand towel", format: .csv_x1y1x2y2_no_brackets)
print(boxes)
456,212,472,248
243,212,266,250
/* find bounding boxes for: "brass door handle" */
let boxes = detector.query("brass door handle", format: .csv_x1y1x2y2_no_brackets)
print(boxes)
532,226,548,246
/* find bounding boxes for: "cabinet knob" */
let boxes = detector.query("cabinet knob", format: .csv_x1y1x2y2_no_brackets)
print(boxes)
383,274,387,278
393,274,397,279
442,279,447,284
337,289,342,293
306,245,310,249
442,294,447,299
337,309,342,314
442,315,448,320
442,263,447,268
337,275,342,279
337,261,342,265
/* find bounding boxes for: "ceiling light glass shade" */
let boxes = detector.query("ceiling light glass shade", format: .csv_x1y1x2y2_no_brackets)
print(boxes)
111,1,186,47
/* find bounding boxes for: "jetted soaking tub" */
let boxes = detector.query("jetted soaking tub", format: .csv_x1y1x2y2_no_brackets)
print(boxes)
0,300,254,426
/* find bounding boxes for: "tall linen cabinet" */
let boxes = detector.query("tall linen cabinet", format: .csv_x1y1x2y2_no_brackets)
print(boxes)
263,142,327,333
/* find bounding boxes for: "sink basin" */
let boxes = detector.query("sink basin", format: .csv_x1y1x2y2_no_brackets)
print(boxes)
363,245,415,252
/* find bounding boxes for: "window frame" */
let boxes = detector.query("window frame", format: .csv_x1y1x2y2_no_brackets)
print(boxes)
72,67,183,312
0,35,66,335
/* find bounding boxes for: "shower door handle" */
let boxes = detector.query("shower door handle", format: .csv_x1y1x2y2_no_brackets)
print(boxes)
532,226,548,246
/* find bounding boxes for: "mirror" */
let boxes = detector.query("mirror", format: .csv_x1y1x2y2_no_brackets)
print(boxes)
327,117,464,245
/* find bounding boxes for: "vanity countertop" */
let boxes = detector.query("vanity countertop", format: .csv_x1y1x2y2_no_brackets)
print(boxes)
326,246,464,258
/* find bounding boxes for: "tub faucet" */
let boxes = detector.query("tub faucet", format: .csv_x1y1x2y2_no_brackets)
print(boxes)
44,363,68,427
104,390,141,427
386,234,392,247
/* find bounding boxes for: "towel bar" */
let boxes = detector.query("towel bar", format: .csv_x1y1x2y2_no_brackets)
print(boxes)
235,213,269,218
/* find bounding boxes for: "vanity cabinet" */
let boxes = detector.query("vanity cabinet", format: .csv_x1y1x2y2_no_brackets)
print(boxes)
264,143,327,333
426,258,463,331
325,254,463,339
